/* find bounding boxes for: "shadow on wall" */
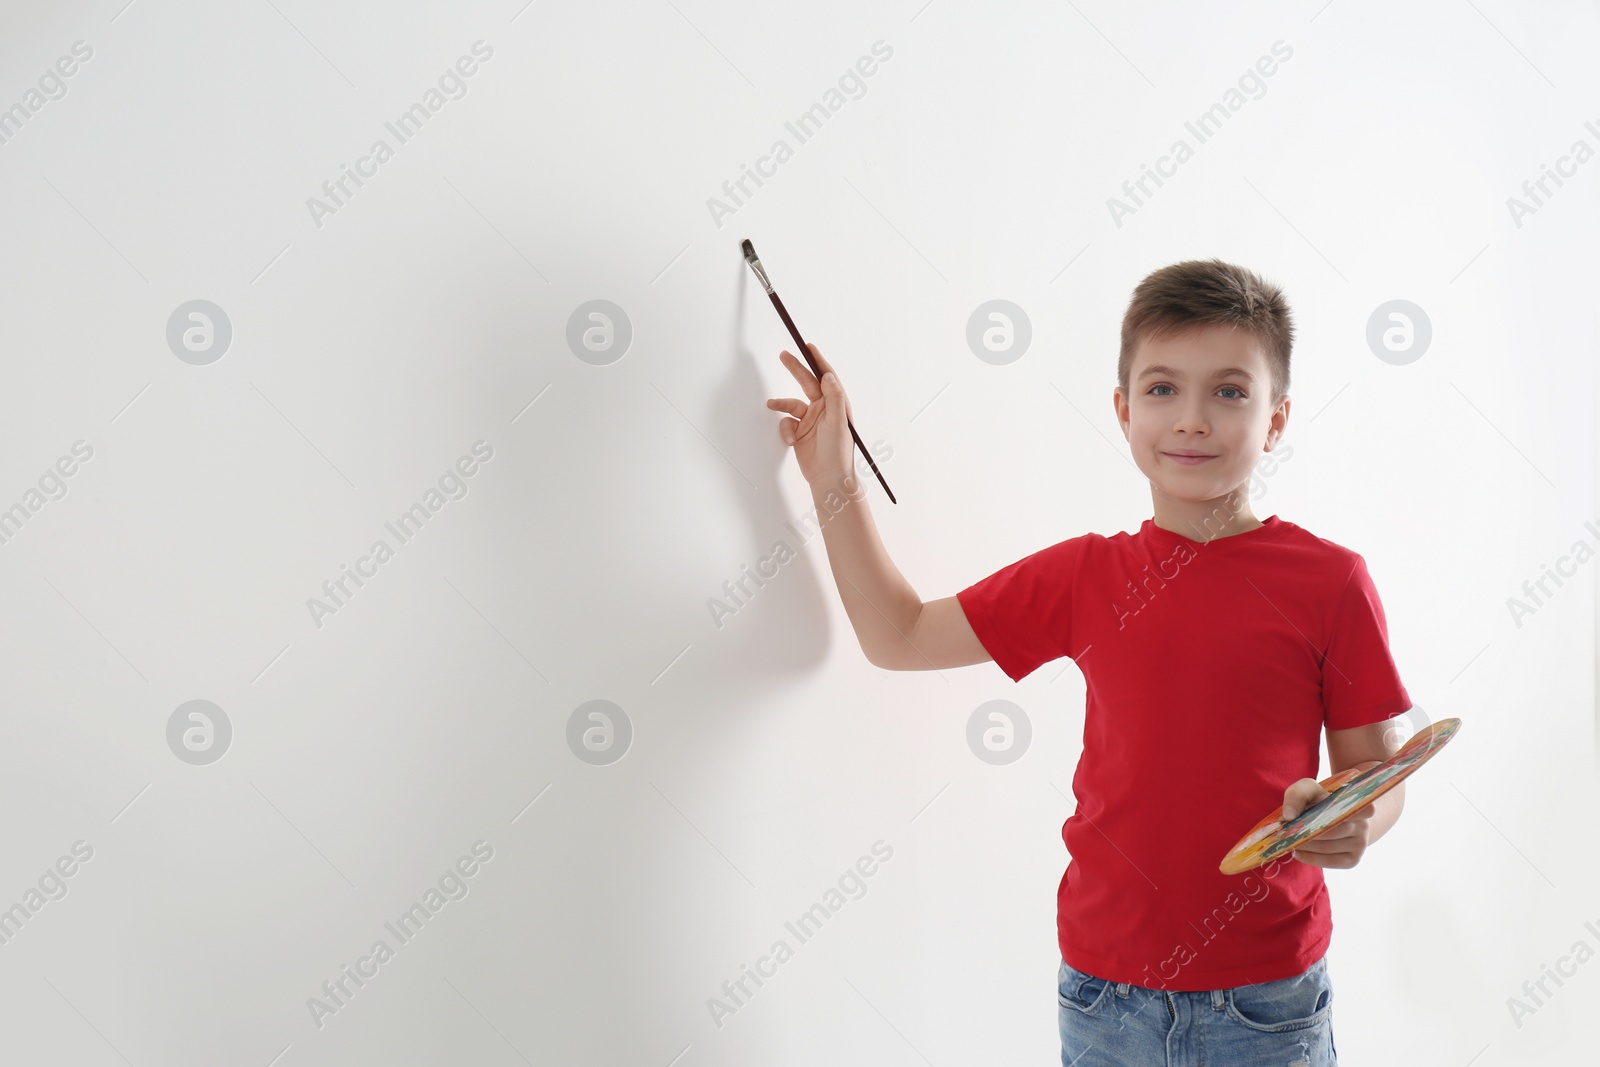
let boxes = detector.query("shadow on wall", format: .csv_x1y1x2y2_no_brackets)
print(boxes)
443,247,855,1060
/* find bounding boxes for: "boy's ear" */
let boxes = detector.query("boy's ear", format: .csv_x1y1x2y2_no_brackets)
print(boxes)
1270,394,1291,443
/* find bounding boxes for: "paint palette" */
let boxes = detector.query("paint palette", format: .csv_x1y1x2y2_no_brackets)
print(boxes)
1220,717,1461,875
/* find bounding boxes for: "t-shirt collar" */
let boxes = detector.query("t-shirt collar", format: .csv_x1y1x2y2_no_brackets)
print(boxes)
1140,513,1285,549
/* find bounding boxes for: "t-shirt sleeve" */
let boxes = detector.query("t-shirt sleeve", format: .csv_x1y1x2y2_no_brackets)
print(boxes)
954,536,1085,683
1321,554,1413,730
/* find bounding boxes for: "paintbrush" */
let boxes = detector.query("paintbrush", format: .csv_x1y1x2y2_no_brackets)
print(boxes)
743,239,896,504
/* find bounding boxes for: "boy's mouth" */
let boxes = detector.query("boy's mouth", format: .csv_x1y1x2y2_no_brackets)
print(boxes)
1162,450,1217,465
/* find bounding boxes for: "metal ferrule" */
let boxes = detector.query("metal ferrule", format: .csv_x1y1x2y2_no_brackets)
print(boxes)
746,256,774,294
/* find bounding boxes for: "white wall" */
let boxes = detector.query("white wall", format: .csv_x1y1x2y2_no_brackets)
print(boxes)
0,1,1594,1064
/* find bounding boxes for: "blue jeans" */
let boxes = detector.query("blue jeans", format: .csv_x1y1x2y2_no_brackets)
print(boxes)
1058,955,1337,1066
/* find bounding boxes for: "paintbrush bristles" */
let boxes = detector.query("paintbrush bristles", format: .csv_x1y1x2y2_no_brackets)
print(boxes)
741,238,756,261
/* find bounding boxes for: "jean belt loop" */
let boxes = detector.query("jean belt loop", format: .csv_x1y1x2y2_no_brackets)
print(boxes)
1115,981,1130,996
1211,988,1224,1010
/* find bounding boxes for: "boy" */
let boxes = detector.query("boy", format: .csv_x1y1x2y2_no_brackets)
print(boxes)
764,259,1412,1066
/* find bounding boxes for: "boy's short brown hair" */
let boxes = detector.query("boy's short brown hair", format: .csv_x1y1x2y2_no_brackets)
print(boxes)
1118,258,1294,405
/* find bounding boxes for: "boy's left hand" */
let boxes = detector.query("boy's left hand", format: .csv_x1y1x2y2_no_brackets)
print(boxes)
1280,779,1376,869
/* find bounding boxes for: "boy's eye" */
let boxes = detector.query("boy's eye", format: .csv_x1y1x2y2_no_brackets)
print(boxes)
1218,385,1246,400
1148,384,1174,396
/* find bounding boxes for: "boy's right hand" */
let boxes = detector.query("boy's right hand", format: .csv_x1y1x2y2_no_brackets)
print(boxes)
766,342,855,487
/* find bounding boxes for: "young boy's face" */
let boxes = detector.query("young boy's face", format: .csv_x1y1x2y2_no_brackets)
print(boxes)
1114,324,1289,514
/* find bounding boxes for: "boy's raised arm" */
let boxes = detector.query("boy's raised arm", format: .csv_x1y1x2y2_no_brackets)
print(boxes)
766,344,991,671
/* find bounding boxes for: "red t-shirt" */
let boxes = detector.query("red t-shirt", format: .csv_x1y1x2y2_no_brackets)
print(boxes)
955,514,1412,990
